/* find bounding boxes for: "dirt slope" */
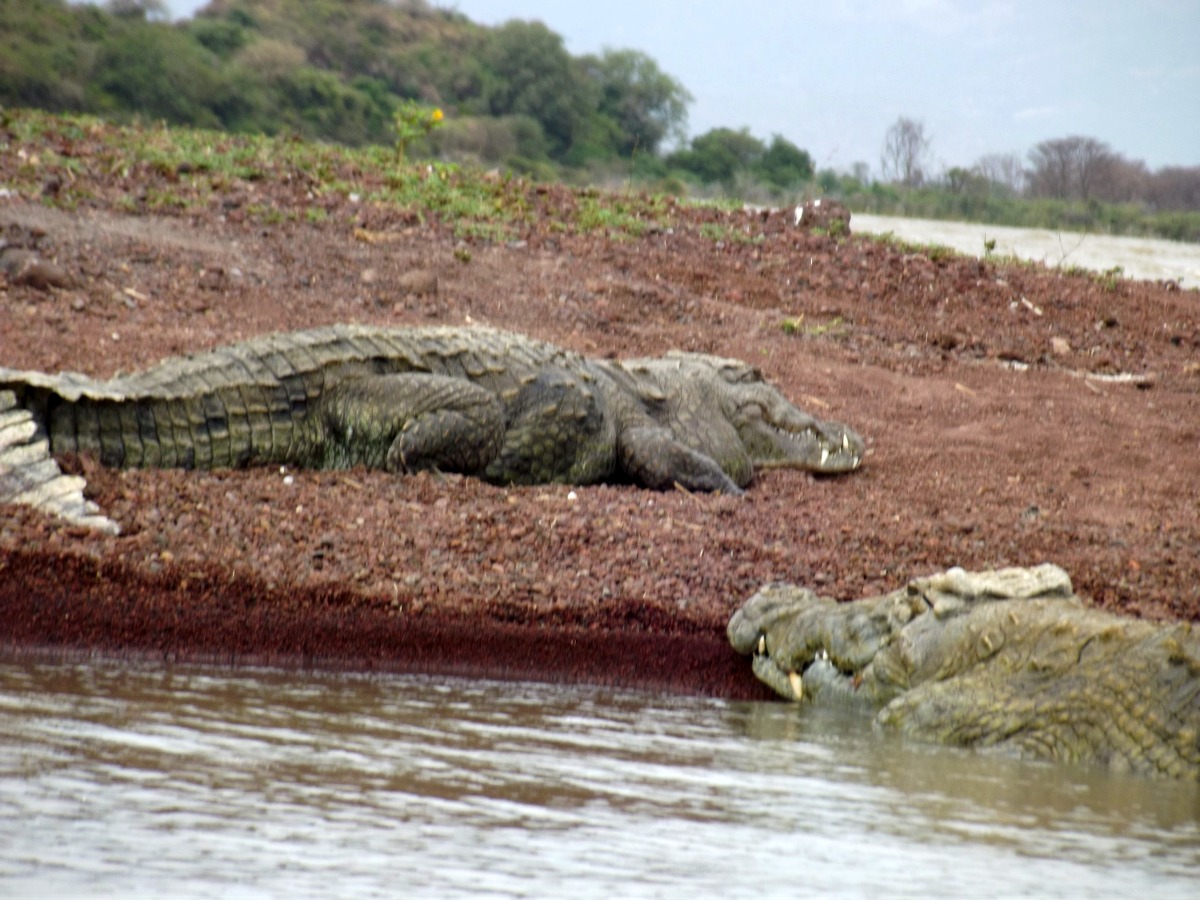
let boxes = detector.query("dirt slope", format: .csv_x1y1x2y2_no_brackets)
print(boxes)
2,148,1198,697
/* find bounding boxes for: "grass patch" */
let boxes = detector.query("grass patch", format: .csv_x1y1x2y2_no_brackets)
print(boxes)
698,222,763,244
1093,265,1125,292
861,231,961,264
781,315,851,338
0,109,543,241
573,192,671,238
1,109,755,249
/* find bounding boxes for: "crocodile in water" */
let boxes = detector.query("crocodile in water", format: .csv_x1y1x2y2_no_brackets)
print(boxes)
729,565,1200,779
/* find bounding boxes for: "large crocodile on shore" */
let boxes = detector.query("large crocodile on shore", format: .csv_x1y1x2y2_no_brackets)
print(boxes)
0,324,864,532
729,564,1200,779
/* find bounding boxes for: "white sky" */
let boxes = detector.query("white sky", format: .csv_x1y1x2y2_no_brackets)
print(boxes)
164,0,1200,174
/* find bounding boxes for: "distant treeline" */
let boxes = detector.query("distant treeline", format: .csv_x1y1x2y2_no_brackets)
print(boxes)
871,120,1200,242
7,0,686,161
2,0,1197,241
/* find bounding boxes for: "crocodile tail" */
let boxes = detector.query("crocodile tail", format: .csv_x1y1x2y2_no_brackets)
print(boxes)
0,359,317,470
0,388,120,533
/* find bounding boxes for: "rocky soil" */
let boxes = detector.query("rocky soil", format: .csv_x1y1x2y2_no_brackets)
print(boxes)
2,124,1198,698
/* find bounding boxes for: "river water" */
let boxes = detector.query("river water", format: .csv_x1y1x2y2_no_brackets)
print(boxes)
2,657,1197,898
852,213,1200,289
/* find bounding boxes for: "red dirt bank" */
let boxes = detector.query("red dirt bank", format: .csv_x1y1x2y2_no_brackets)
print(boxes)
2,141,1198,697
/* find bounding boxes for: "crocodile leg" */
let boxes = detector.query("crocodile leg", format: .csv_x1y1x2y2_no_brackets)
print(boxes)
618,424,744,494
309,373,505,474
485,368,617,485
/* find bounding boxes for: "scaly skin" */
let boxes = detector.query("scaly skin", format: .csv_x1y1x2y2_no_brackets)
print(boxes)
0,325,864,530
611,351,864,483
729,565,1200,779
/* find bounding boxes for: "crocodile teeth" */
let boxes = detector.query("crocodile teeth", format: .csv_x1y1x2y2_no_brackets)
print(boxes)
787,671,804,700
757,635,766,655
817,648,829,662
842,434,849,451
820,448,830,466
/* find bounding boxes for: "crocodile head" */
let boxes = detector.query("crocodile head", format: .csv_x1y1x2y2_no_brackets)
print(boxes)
705,355,865,475
727,580,919,709
618,352,865,486
728,565,1078,708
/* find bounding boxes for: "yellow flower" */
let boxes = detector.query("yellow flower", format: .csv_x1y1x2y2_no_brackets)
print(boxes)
431,108,444,123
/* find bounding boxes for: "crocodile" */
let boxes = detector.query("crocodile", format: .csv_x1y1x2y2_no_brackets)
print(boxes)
0,324,864,531
729,564,1200,779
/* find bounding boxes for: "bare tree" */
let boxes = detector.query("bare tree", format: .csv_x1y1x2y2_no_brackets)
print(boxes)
880,117,931,187
972,152,1026,195
1094,156,1148,203
1027,136,1116,201
1027,138,1074,198
1074,138,1116,200
1145,166,1200,211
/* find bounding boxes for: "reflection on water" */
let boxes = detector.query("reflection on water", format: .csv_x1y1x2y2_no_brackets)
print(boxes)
1,657,1197,898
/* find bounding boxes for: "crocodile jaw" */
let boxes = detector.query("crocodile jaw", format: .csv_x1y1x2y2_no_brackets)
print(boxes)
750,636,872,707
741,417,865,474
729,586,881,707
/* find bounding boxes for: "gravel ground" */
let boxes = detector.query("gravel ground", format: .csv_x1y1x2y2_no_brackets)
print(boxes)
2,124,1198,696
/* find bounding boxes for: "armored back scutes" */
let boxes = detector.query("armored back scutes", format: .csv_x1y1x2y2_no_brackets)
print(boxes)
0,326,574,470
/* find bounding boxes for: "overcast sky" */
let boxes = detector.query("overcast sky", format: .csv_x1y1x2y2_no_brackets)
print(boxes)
164,0,1200,174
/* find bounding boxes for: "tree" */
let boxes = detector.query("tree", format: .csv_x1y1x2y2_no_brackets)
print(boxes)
186,17,251,59
106,0,169,21
667,127,765,186
89,20,227,127
1027,138,1073,199
1027,136,1116,201
754,135,814,189
880,116,930,187
0,0,97,111
1144,166,1200,212
943,166,983,195
480,20,593,160
1092,155,1148,204
972,152,1025,195
578,49,691,157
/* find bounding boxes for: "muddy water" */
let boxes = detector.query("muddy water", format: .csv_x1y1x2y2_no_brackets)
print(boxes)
853,213,1200,288
2,658,1198,898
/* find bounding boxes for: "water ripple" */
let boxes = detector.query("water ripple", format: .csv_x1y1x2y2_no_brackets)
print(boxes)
1,658,1197,898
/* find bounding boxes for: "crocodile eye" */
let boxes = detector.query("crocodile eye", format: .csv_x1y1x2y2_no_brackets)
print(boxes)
718,362,759,384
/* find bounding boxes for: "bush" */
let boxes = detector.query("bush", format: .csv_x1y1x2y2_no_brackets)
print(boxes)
88,22,227,128
755,135,813,189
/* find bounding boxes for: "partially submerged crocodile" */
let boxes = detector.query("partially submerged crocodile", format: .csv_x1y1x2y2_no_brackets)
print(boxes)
0,324,864,531
729,564,1200,779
